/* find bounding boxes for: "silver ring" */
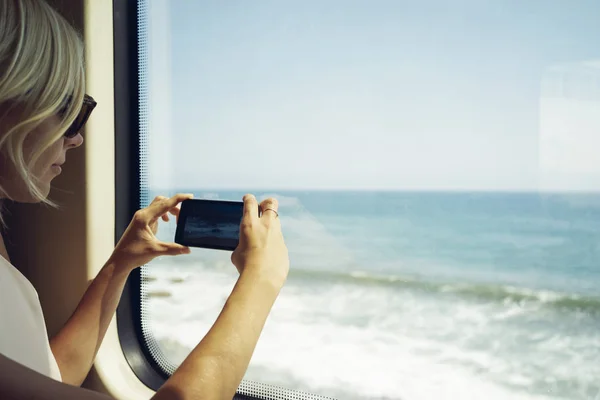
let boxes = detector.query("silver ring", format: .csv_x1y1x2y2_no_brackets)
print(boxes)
262,208,279,218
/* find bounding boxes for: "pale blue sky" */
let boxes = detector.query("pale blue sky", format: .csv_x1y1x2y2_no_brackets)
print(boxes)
146,0,600,191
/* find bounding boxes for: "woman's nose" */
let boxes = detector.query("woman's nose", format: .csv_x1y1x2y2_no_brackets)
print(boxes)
64,133,84,149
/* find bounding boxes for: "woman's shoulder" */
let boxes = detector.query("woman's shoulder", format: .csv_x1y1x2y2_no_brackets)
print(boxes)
0,255,62,381
0,255,40,302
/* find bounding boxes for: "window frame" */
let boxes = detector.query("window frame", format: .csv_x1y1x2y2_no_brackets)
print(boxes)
113,2,334,399
113,0,169,390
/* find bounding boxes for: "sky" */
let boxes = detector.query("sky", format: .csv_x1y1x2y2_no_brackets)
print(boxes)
145,0,600,191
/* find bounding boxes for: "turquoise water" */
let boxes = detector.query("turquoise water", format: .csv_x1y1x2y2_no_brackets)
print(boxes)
144,190,600,399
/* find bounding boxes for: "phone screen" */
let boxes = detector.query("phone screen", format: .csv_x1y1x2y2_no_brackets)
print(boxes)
175,199,244,251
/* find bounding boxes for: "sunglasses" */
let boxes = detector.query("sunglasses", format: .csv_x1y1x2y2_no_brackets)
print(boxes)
58,94,97,138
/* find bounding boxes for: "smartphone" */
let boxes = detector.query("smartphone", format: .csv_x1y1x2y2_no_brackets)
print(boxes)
175,199,250,251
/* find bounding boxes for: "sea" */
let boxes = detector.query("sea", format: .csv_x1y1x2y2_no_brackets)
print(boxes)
140,190,600,400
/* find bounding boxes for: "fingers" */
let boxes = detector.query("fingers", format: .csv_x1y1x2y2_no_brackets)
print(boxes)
259,197,279,223
144,193,193,222
151,195,168,204
169,205,181,223
155,242,191,256
159,206,182,223
242,194,259,221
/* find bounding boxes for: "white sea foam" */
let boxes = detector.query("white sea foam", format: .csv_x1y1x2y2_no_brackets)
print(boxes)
141,262,600,400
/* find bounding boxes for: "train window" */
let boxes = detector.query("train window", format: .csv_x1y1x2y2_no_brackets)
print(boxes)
117,0,600,399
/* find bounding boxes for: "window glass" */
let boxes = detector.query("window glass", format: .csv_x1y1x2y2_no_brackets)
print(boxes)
139,1,600,399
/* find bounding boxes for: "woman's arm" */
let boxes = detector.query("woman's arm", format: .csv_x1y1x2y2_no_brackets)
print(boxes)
154,268,284,400
50,194,194,385
49,259,130,386
51,257,283,394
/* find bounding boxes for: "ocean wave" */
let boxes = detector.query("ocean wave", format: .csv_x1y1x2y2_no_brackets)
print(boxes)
288,268,600,315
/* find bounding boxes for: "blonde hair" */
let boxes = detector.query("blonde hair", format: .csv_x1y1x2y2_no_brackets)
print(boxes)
0,0,85,206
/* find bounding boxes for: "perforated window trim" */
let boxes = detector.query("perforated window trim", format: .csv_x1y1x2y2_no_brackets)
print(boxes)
135,1,337,398
236,381,338,400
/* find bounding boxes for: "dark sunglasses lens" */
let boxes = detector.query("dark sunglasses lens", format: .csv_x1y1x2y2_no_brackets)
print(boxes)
64,101,94,138
64,126,78,138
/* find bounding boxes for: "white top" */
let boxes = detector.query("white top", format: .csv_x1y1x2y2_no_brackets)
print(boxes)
0,255,62,381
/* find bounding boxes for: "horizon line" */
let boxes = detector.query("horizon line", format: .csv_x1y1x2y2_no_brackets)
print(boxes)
142,187,600,194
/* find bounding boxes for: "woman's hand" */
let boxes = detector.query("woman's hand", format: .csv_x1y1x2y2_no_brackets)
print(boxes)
109,193,193,272
231,194,289,288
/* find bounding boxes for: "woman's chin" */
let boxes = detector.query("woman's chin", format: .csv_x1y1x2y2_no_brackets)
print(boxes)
17,184,51,204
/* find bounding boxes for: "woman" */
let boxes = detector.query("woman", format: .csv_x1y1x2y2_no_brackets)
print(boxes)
0,1,289,399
